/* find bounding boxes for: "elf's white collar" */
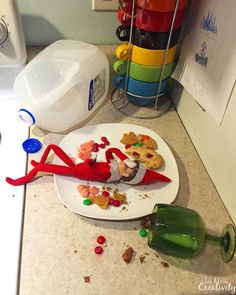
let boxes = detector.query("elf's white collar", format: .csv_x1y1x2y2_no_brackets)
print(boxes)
107,160,120,182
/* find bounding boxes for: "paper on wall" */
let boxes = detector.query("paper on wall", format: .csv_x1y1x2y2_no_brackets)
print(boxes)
172,0,236,124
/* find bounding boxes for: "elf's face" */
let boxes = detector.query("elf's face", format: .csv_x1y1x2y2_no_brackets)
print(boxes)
118,161,136,178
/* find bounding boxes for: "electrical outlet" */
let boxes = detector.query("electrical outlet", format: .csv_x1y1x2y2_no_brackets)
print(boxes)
92,0,119,11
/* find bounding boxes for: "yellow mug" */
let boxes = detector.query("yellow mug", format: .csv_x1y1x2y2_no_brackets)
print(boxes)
116,43,177,66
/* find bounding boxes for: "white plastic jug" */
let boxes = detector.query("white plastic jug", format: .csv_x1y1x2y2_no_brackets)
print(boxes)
14,40,110,132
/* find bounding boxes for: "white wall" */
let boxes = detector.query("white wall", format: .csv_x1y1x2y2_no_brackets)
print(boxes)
171,80,236,224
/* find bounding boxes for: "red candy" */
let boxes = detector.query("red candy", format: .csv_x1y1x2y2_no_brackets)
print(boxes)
102,191,110,197
146,153,154,158
92,143,99,152
101,136,107,142
113,200,121,207
97,235,106,244
108,198,114,205
99,143,105,149
125,144,131,149
94,246,103,255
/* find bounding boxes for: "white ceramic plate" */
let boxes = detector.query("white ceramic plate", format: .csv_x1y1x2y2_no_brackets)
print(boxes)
54,123,179,220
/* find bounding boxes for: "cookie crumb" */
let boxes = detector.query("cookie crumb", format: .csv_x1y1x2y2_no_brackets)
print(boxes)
122,247,134,264
139,255,146,264
74,250,78,253
161,261,169,268
121,206,128,212
143,194,150,199
140,215,152,229
84,276,90,283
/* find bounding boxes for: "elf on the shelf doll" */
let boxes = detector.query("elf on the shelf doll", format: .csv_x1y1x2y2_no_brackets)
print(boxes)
6,144,171,186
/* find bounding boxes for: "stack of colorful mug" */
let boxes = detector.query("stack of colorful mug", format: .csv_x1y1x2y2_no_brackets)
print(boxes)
112,0,188,106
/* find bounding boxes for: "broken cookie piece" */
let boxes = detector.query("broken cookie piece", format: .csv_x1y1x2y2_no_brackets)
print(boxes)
83,276,90,283
122,247,134,264
120,132,138,145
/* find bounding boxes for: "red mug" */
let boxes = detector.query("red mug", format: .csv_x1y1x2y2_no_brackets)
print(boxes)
117,5,186,32
119,0,188,12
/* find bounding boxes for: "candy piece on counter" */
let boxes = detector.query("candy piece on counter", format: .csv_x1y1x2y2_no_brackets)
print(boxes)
139,229,148,237
94,246,103,255
22,138,42,153
97,235,106,244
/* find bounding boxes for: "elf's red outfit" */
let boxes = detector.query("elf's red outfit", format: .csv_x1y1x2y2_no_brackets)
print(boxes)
6,144,170,186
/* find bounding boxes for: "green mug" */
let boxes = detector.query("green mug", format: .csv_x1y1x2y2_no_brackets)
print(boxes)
113,59,174,83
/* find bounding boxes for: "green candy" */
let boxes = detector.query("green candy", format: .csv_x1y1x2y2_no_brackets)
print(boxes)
135,143,142,146
83,199,91,206
139,229,148,237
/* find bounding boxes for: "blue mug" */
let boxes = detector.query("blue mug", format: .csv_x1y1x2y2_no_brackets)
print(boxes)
112,74,169,98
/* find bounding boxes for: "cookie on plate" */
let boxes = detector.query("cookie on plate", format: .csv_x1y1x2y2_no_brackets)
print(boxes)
126,146,164,169
120,131,139,145
138,134,157,150
89,194,109,209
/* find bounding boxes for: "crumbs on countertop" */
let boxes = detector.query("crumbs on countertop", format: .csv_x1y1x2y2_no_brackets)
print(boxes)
83,276,90,283
139,255,146,264
122,247,134,264
161,261,169,268
140,215,153,229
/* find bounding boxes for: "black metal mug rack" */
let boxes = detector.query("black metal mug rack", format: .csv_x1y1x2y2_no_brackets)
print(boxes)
111,0,183,119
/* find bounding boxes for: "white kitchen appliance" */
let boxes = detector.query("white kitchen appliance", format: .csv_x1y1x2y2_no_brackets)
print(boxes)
0,1,28,294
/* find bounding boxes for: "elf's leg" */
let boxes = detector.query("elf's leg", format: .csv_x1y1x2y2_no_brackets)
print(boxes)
6,144,75,186
38,144,75,167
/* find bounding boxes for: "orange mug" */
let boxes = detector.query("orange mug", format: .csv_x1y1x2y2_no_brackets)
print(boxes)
117,5,186,32
136,0,188,12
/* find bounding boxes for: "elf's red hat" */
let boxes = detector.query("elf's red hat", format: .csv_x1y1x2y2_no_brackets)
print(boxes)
105,147,137,168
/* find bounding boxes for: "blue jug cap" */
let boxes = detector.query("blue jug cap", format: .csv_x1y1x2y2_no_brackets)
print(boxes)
22,138,42,153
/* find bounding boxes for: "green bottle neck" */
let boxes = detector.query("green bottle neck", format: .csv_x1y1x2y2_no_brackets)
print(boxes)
205,233,222,246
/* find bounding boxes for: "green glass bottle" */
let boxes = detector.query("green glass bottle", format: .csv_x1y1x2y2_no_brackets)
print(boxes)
148,204,236,262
